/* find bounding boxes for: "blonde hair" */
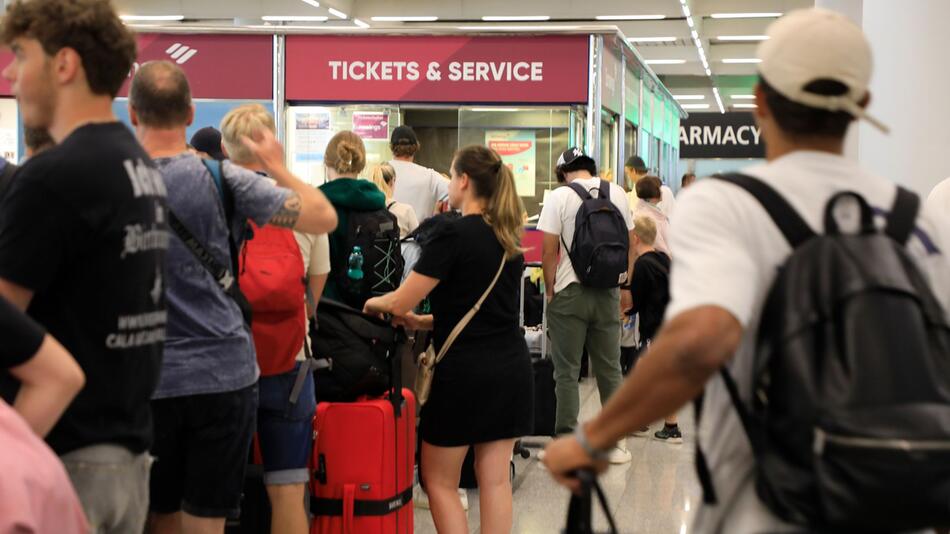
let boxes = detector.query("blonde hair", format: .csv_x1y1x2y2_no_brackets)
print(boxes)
220,103,276,165
370,163,396,198
452,145,525,257
324,131,366,176
632,215,657,246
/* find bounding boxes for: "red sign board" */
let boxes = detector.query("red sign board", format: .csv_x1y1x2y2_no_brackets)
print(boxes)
119,34,272,100
286,35,589,104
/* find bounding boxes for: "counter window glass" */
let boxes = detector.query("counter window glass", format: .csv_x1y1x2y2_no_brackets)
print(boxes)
286,105,400,186
459,107,573,219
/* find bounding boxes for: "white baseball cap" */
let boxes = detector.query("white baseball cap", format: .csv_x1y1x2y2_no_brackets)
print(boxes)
757,8,889,133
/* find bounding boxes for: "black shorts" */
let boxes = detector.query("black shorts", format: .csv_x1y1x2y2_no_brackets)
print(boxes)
149,383,258,518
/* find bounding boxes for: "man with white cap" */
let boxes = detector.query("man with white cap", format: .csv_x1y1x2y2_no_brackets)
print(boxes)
542,8,950,533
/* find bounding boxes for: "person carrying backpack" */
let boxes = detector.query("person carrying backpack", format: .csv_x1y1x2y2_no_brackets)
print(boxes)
536,147,636,464
320,131,404,310
542,9,950,534
221,103,331,534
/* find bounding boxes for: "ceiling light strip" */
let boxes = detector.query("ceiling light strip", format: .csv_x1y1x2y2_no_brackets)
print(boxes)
120,14,184,21
673,95,705,100
482,15,550,21
722,58,763,64
300,0,320,7
645,59,686,65
262,15,329,21
627,37,678,43
372,16,439,22
595,15,666,21
328,8,347,19
712,87,725,114
711,12,781,19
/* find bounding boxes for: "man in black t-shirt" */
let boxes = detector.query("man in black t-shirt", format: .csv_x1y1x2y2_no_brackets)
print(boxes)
0,1,166,531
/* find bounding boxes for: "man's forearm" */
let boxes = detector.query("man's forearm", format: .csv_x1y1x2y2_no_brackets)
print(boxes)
542,254,557,296
270,165,337,235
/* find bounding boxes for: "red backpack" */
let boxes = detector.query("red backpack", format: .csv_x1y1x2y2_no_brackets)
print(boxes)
239,221,307,377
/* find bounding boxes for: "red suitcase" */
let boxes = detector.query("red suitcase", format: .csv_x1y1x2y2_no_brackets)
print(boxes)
310,389,416,534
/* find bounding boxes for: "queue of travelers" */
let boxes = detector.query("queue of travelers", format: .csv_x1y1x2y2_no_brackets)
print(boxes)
0,2,949,534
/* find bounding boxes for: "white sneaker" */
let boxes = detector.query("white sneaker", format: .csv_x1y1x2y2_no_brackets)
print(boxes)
412,486,469,511
608,443,633,465
413,485,430,509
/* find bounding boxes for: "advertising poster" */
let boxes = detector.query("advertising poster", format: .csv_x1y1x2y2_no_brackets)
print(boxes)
486,130,536,197
0,99,17,163
294,110,333,163
352,112,389,140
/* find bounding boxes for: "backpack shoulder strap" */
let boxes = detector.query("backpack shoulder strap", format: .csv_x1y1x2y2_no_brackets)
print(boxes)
713,173,816,248
566,182,593,201
884,186,919,245
598,179,612,200
201,158,241,276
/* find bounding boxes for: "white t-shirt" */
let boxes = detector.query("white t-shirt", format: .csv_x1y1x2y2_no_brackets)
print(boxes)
390,159,449,222
667,151,950,533
293,231,330,362
627,181,676,218
632,199,671,257
386,200,420,238
536,177,635,294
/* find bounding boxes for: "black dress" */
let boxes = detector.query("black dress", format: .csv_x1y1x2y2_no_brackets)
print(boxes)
413,215,534,446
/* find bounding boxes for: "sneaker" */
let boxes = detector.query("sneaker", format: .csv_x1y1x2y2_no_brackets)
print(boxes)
630,426,651,437
654,424,683,444
608,443,632,464
412,486,469,511
413,485,430,509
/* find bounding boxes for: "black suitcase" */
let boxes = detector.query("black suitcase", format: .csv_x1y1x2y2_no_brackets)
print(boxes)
523,262,556,437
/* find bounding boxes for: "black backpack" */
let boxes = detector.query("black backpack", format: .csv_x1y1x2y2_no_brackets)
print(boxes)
563,180,630,288
311,298,404,403
334,208,404,309
696,173,950,532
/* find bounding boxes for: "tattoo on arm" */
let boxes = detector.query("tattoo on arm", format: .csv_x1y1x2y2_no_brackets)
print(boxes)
269,192,302,229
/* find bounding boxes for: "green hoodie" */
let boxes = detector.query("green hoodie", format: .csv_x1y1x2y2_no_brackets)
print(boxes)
318,178,386,301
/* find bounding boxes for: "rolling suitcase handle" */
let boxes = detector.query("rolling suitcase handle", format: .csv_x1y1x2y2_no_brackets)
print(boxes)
564,470,618,534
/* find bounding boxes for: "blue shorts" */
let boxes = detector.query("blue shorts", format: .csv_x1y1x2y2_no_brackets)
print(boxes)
257,363,316,485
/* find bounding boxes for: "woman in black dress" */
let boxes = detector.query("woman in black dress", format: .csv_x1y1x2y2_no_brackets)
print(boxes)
364,145,533,534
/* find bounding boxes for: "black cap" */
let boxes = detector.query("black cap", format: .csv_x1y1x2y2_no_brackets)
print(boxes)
190,127,225,160
625,156,647,172
391,125,418,146
556,147,595,168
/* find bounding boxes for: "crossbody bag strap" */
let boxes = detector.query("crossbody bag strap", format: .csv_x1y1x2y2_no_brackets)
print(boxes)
433,254,507,365
167,209,237,293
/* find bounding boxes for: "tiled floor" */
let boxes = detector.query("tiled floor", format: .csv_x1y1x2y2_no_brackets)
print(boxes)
413,379,699,533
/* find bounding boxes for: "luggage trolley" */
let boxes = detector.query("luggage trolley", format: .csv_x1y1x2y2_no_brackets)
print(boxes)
515,261,556,459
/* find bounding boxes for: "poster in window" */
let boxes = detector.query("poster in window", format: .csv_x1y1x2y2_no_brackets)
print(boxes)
486,130,536,197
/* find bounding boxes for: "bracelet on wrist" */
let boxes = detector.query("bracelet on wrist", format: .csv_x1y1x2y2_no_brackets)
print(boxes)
574,423,610,462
